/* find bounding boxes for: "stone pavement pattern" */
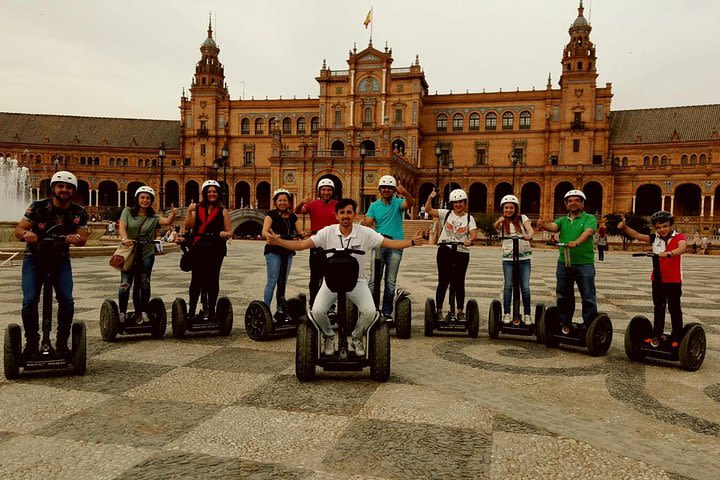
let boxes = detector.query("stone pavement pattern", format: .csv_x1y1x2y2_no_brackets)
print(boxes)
0,241,718,480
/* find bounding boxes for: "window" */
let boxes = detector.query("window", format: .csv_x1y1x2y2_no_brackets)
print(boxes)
469,113,480,131
573,112,583,128
94,157,100,166
334,110,342,128
171,160,177,166
243,151,254,166
593,155,603,165
254,118,264,134
200,120,207,130
572,139,580,152
622,157,628,166
513,148,524,164
485,112,497,130
138,159,143,167
577,61,583,70
363,107,373,126
652,155,659,165
282,117,291,135
80,156,86,165
394,108,403,125
269,117,277,133
241,118,250,134
476,149,486,165
700,153,707,164
550,155,558,165
681,154,688,165
297,117,306,134
109,158,115,166
310,116,319,133
519,111,531,129
123,158,128,166
184,157,191,166
690,154,697,164
452,113,463,132
436,114,447,132
643,156,650,165
661,155,668,165
502,112,513,130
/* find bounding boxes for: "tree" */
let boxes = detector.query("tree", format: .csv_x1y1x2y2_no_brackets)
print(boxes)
604,212,650,250
474,213,498,245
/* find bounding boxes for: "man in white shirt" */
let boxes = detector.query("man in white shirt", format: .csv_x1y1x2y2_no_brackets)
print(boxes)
267,198,424,356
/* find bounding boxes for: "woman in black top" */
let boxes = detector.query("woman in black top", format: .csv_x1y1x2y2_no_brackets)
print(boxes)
184,180,233,320
261,189,304,316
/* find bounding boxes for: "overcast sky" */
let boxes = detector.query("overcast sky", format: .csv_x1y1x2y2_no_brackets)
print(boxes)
1,0,717,120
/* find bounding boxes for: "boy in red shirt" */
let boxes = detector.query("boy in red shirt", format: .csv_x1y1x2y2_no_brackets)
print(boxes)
619,211,687,347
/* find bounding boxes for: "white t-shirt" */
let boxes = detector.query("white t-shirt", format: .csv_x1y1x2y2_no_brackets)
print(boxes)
501,214,532,261
311,223,384,282
436,209,477,254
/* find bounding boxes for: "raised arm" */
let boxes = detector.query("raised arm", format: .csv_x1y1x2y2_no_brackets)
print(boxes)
424,190,439,218
618,216,650,243
158,207,178,226
396,183,414,210
295,196,313,215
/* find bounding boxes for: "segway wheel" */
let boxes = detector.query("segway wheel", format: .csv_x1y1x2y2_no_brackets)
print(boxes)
487,299,502,339
100,299,120,342
295,320,317,381
216,296,234,336
245,301,273,341
171,298,188,338
71,322,87,375
346,300,359,334
679,323,706,371
4,324,22,380
394,296,412,339
624,315,651,361
586,313,613,357
534,303,546,343
539,306,559,347
466,299,480,338
424,298,435,336
370,323,391,382
148,297,167,339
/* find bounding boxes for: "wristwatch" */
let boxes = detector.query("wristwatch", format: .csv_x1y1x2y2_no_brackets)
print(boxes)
667,251,673,258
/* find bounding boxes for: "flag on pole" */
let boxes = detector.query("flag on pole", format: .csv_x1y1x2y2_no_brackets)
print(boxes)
363,8,373,29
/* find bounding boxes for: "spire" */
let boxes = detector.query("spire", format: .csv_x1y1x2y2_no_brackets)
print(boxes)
547,72,552,88
208,12,213,38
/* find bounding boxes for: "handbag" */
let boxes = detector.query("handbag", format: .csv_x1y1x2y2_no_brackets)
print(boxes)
179,245,192,272
109,242,134,271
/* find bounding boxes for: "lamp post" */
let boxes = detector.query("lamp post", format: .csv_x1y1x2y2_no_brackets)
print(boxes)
434,142,443,207
447,156,455,198
221,143,229,206
510,151,521,194
158,142,166,211
359,145,366,213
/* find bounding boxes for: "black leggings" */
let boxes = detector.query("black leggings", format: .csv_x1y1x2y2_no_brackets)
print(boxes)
651,282,683,339
189,252,224,316
436,246,470,311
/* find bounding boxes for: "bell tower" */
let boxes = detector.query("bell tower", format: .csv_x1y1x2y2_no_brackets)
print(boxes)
559,0,597,87
191,15,227,98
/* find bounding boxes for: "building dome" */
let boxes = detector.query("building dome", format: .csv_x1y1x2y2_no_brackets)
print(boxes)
572,15,589,29
202,36,217,48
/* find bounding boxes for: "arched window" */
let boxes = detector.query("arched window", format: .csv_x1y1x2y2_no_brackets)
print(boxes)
297,117,306,134
690,154,697,164
469,113,480,131
282,117,291,134
519,111,531,129
661,155,668,165
643,156,650,165
254,118,264,135
502,112,514,130
363,107,373,126
652,155,659,165
241,118,250,134
436,114,447,132
109,158,115,166
681,154,688,165
485,112,497,130
452,113,463,131
123,158,128,166
700,153,707,164
80,156,86,165
622,157,628,166
310,116,319,133
269,117,277,133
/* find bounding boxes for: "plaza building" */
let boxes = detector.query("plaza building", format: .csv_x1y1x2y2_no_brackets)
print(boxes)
1,2,718,233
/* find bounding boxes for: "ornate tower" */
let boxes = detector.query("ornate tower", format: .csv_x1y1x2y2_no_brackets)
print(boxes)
559,0,597,88
192,16,227,97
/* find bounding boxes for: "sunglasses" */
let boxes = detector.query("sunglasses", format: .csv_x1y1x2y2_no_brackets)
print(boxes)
453,199,467,203
380,186,396,191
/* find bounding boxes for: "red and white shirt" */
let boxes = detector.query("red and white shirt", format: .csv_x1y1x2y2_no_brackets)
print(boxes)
651,231,685,283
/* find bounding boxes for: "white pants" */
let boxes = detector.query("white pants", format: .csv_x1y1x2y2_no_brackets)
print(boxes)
311,279,377,340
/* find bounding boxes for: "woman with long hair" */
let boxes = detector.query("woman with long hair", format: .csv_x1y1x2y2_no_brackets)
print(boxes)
118,186,176,323
184,180,233,320
493,194,534,325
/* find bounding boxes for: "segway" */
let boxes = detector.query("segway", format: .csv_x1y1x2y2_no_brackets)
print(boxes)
369,246,412,339
537,243,612,356
624,252,705,371
100,238,167,341
424,241,480,337
292,247,390,382
488,234,545,341
172,232,233,338
4,228,86,379
245,234,305,341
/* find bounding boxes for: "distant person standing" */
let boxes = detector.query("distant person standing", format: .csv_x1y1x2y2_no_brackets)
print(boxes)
597,221,608,262
107,220,116,238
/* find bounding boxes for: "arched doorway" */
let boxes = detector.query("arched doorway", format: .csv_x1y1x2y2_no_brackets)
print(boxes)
360,139,376,156
391,139,405,155
165,180,179,208
553,181,574,216
98,180,118,207
74,179,90,206
469,182,488,213
235,181,250,209
443,182,462,207
635,184,662,215
583,181,603,216
520,182,541,215
318,173,343,200
185,180,199,205
674,183,701,216
256,181,271,210
419,182,435,213
330,140,344,157
494,182,513,213
126,181,145,205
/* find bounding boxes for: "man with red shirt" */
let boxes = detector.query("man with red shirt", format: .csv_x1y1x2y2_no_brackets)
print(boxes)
619,211,687,347
295,178,338,307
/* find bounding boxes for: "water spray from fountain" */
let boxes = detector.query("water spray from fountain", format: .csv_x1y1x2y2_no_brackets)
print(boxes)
0,156,31,221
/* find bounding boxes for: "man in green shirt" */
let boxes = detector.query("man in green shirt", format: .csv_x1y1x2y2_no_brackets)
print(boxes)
539,189,597,333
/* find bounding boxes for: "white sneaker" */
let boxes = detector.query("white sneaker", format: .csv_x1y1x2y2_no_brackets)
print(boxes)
119,313,126,323
523,314,533,325
352,338,366,356
323,336,336,355
502,314,512,324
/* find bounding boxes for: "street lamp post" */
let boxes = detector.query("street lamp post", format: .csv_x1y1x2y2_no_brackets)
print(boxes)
510,151,521,194
158,142,166,211
447,156,455,197
359,145,366,212
434,142,443,207
221,144,229,206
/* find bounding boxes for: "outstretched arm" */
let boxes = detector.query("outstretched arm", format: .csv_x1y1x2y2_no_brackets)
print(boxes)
380,230,425,249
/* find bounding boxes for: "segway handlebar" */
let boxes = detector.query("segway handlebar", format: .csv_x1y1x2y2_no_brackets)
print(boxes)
547,242,572,248
632,252,656,257
437,241,465,246
323,247,365,256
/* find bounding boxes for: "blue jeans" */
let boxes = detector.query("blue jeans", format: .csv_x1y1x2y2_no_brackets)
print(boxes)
264,253,293,311
556,263,597,325
368,247,403,316
119,255,155,314
21,253,74,344
502,260,531,315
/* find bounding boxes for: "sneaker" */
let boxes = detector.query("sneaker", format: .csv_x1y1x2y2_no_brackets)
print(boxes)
56,341,70,356
23,342,40,359
40,339,54,356
323,336,336,356
436,309,442,319
523,314,533,326
135,313,144,324
456,312,466,321
384,314,393,322
273,310,286,322
352,337,366,357
119,312,127,323
502,313,512,324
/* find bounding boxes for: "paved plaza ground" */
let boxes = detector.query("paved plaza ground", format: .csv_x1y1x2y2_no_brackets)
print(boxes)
0,241,718,479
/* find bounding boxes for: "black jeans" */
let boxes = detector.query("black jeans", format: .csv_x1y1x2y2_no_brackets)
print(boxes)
598,245,606,261
651,282,683,339
308,247,327,308
189,252,224,317
436,246,470,311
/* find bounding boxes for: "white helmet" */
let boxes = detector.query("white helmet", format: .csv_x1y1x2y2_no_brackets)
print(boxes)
50,171,77,189
273,188,291,201
449,189,468,202
500,194,519,207
564,189,586,201
135,186,155,199
378,175,397,189
317,178,335,190
201,180,221,192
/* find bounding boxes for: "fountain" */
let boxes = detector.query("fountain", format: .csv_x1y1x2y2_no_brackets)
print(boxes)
0,156,30,222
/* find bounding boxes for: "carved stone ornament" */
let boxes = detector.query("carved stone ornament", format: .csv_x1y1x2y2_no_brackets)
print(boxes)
574,88,583,97
200,101,207,108
284,170,296,184
365,172,376,185
662,180,673,192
